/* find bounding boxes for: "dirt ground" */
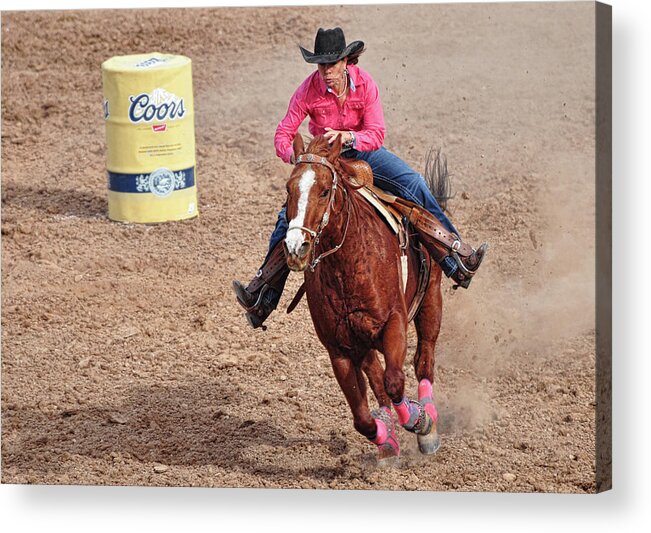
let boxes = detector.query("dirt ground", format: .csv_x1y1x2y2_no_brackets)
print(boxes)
1,3,598,492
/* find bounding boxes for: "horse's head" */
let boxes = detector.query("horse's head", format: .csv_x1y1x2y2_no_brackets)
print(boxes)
284,134,344,272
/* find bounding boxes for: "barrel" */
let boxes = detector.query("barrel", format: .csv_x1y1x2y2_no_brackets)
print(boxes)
102,53,198,223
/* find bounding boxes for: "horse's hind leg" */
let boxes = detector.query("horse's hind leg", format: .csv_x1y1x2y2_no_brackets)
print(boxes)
330,352,399,464
381,313,431,435
412,268,443,454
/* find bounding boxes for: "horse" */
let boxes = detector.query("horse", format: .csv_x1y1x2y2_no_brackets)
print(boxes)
283,133,444,463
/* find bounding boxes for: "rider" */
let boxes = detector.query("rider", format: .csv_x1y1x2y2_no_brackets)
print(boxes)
233,27,487,329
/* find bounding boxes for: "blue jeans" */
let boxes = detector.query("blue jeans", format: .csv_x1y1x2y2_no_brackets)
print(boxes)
265,147,459,275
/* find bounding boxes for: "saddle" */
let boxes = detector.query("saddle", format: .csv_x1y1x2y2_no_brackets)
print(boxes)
279,159,470,316
346,160,474,257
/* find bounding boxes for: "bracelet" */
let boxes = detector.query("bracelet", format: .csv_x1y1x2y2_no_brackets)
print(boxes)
344,131,355,149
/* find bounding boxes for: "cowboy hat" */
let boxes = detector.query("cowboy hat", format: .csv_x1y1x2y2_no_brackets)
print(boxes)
299,27,364,64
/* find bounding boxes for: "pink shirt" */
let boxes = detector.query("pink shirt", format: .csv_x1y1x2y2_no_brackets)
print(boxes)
274,64,386,163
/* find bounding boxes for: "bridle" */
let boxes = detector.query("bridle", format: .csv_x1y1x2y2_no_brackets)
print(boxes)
286,153,351,272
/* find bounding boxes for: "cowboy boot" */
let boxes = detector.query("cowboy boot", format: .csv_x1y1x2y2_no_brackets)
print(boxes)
448,242,489,289
414,233,488,290
232,242,290,329
388,200,488,289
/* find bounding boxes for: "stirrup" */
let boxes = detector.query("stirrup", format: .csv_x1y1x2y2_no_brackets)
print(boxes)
452,273,472,290
245,310,268,331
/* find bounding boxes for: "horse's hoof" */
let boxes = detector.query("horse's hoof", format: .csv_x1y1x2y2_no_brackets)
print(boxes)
377,440,400,467
417,428,441,455
372,407,400,465
377,451,400,468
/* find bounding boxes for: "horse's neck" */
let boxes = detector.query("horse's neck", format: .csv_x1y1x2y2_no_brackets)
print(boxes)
313,189,372,274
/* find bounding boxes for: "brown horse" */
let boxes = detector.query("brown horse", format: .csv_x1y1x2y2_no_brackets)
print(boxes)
284,134,443,462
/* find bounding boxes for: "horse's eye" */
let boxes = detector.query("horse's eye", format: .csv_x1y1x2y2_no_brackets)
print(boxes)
320,188,330,198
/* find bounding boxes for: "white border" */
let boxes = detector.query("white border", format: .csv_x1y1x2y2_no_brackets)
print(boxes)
1,0,650,531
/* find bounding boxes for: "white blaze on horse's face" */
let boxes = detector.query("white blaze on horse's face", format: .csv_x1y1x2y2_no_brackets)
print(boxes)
285,168,316,256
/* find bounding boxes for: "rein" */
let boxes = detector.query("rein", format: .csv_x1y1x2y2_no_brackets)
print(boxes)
286,153,351,272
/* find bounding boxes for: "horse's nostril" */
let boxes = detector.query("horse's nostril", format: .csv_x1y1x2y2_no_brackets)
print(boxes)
299,242,310,257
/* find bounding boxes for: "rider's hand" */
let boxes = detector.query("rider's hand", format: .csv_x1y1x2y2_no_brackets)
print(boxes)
324,128,352,145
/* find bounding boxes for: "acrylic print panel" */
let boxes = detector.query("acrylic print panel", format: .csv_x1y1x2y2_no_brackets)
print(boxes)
1,1,610,492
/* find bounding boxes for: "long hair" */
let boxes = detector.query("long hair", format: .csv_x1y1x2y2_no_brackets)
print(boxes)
346,47,365,65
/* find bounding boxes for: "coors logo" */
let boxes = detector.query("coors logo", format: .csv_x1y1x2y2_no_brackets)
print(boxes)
128,88,185,123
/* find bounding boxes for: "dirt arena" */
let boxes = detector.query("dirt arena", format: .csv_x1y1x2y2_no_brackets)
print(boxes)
1,3,599,492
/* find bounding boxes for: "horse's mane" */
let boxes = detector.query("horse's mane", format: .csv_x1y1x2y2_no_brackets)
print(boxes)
305,135,362,192
305,135,330,158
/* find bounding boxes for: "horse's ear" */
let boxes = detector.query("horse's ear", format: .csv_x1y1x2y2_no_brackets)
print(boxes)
327,134,343,163
292,135,305,160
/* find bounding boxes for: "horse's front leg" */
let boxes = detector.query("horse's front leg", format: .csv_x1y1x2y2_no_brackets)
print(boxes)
361,349,391,409
329,352,399,464
382,313,434,438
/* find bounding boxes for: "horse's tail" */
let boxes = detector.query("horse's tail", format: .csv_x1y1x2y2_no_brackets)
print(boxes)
423,148,453,213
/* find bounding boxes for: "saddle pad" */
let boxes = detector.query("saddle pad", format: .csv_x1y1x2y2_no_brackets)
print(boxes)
356,186,401,234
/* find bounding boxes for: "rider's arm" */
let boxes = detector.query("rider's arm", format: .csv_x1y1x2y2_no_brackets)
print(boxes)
275,82,309,164
354,79,385,152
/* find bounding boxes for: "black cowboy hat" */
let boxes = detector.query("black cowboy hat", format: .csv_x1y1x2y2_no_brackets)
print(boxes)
299,27,364,64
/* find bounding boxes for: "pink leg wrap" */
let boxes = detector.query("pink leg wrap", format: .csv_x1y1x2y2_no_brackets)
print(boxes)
418,379,438,423
418,379,433,400
371,417,388,445
393,397,416,426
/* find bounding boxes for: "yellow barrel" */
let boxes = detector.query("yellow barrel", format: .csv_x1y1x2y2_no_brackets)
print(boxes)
102,53,198,223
